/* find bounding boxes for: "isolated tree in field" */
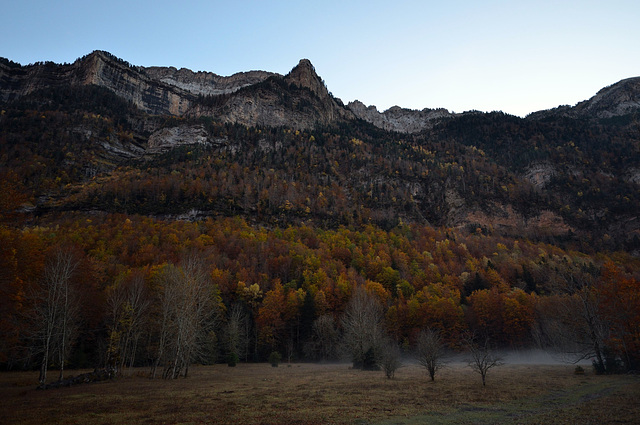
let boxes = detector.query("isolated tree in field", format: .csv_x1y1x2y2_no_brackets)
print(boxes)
31,246,82,385
417,328,446,381
379,339,403,379
465,333,503,387
341,286,386,369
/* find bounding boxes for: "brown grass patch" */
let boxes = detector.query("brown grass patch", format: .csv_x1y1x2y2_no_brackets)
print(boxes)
0,363,638,424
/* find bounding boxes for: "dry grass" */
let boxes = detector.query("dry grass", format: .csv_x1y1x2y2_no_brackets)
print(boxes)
0,363,638,424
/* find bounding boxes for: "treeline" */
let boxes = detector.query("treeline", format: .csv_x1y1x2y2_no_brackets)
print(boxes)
1,212,638,379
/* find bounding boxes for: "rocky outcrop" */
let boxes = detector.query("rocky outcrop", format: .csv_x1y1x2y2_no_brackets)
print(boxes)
463,204,574,236
522,163,557,189
146,124,212,154
348,100,453,133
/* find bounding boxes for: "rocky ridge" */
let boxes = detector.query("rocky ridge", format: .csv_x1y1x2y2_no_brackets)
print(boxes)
2,51,640,132
347,100,454,133
527,76,640,120
0,52,355,131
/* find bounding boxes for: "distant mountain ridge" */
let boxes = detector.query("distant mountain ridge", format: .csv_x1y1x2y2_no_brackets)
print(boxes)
2,51,639,132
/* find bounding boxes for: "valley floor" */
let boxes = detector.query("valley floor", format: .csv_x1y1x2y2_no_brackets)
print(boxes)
1,363,638,424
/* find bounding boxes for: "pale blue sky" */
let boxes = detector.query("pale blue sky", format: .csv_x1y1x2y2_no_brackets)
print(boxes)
1,0,639,116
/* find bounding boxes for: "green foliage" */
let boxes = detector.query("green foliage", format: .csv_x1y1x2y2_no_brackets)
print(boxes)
360,348,379,371
227,352,239,367
269,351,282,367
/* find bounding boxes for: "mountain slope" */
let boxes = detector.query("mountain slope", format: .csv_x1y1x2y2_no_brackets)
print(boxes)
1,51,639,253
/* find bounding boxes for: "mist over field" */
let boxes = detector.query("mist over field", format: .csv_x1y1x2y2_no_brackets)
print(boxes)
493,349,589,365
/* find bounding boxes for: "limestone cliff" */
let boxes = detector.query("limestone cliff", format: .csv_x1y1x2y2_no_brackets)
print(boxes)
0,51,194,115
144,66,276,97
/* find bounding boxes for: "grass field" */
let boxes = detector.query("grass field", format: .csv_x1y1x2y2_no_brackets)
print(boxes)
1,362,638,424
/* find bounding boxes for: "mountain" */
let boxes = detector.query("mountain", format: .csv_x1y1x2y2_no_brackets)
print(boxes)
1,51,639,253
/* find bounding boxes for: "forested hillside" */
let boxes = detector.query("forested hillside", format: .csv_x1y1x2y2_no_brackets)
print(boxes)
1,54,639,381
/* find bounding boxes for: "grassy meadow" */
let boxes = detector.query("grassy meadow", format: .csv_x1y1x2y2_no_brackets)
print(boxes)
1,363,638,424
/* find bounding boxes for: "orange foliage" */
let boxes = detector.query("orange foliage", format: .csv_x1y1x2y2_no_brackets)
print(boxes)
598,262,640,368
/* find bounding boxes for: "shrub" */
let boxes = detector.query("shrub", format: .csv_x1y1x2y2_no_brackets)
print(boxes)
379,341,402,379
227,352,239,367
269,351,282,367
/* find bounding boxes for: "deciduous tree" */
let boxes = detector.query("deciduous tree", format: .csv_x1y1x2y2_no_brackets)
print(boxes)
465,333,503,387
30,245,82,385
417,328,446,381
341,286,386,369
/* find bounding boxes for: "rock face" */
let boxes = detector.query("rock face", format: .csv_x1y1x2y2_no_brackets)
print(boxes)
348,100,453,133
0,51,194,115
144,66,276,97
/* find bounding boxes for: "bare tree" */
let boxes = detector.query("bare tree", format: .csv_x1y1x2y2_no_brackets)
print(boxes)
379,339,403,379
341,286,386,369
465,333,503,387
150,265,179,379
417,328,446,382
151,254,220,379
105,270,150,374
31,246,82,385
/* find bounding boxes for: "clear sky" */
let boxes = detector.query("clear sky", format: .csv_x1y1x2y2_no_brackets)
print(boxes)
2,0,639,117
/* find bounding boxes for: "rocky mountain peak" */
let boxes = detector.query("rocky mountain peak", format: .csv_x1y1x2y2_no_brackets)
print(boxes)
284,59,329,100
